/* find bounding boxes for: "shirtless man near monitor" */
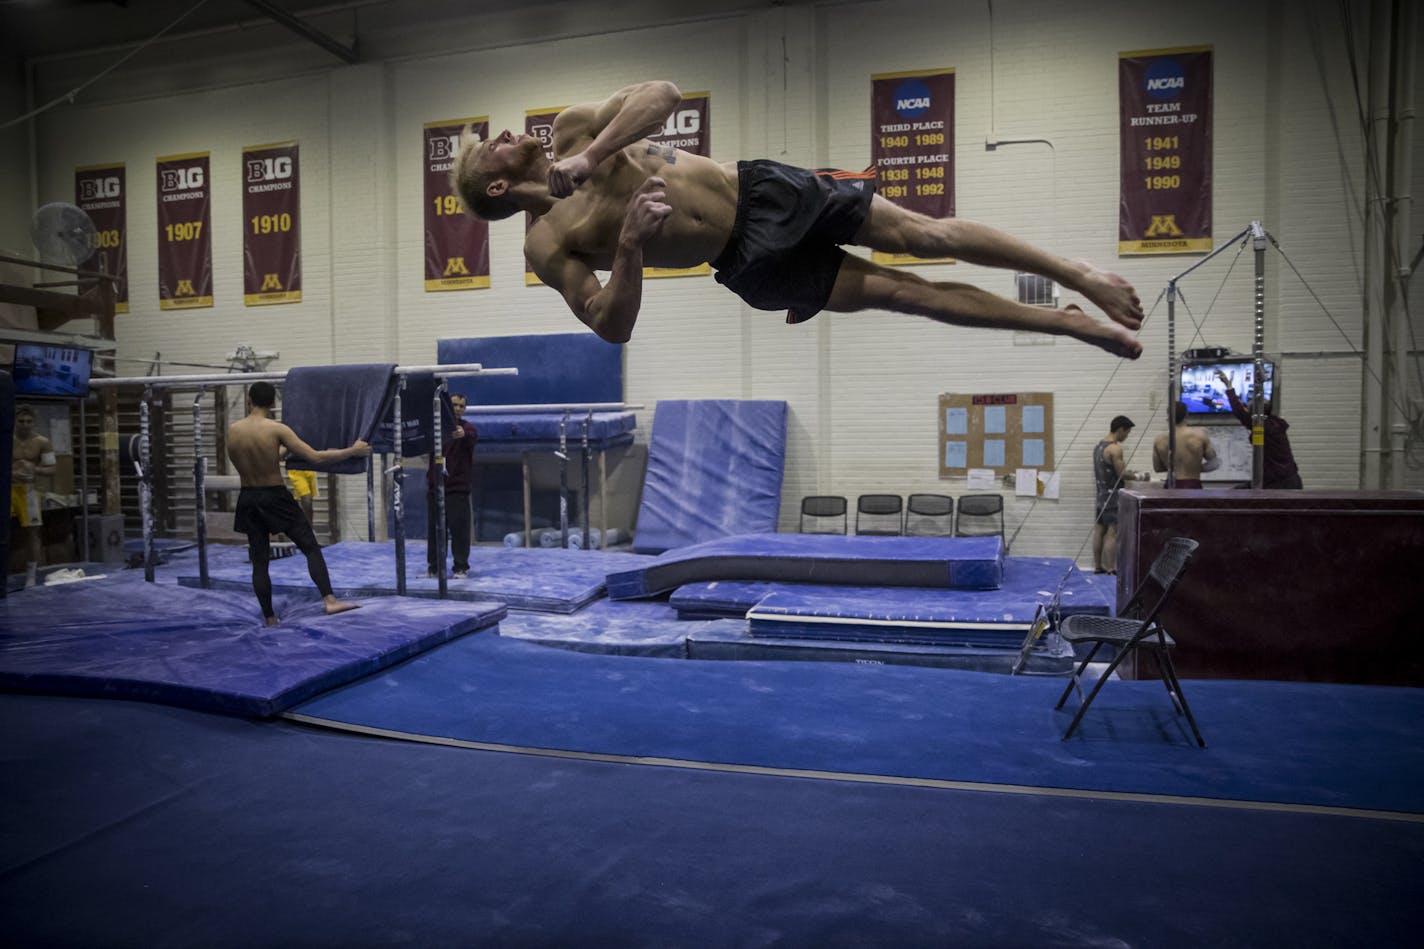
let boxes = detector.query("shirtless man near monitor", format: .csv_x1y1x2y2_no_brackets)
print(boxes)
226,381,368,626
1153,402,1219,488
451,80,1144,358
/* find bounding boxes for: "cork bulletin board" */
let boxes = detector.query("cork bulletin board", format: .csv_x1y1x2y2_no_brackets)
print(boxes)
939,392,1054,478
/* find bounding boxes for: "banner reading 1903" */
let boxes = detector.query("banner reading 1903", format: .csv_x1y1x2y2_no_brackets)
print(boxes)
243,142,301,305
156,151,213,309
425,118,490,291
74,162,129,314
871,69,954,266
1119,46,1213,255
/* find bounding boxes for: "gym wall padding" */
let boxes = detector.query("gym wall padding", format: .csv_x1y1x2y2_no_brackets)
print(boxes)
282,364,397,473
437,333,623,406
632,400,788,554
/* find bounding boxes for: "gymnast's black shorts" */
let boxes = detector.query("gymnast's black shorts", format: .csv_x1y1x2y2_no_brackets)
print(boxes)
712,160,874,323
234,485,308,539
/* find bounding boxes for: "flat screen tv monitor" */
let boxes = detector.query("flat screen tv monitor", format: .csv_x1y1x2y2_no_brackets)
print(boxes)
12,342,93,398
1180,358,1275,416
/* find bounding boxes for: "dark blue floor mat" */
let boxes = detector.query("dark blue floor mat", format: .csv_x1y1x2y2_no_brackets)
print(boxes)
290,632,1424,815
0,575,505,717
7,692,1421,948
181,541,652,612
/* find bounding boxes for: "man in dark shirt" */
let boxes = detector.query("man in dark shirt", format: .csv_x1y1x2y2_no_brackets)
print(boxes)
427,393,479,578
1215,368,1302,488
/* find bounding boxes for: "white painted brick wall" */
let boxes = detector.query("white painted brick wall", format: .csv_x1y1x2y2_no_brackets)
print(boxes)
13,0,1421,551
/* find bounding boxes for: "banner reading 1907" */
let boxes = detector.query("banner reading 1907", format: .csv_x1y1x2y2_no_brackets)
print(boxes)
242,141,301,305
156,151,213,309
425,118,490,291
74,162,128,314
1119,46,1213,255
871,68,954,266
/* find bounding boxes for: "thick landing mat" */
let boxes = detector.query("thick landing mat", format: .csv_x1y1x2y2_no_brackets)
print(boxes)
671,556,1106,625
0,575,504,717
746,558,1108,647
685,624,1075,674
607,533,1005,599
289,632,1424,814
632,400,788,554
181,541,651,613
498,598,746,658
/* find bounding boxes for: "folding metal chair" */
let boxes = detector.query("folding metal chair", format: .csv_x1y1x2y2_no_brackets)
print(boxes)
855,494,903,535
799,495,848,534
1055,536,1205,746
905,493,954,536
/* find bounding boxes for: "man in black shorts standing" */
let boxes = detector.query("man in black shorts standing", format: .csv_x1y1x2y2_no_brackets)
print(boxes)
451,80,1145,357
226,381,369,626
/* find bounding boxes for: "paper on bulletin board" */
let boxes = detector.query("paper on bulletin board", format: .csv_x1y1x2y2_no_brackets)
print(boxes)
1015,469,1037,497
1038,470,1060,499
967,468,997,490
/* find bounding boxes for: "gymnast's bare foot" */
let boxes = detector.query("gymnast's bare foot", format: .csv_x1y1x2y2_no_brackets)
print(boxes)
323,595,361,616
264,614,281,627
1060,305,1143,360
1074,260,1143,330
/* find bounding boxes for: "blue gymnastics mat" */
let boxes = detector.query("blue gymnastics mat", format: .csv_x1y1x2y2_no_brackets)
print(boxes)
181,541,652,613
670,556,1105,622
0,575,505,717
632,400,788,554
438,333,622,406
498,598,746,658
471,411,636,445
606,533,1005,599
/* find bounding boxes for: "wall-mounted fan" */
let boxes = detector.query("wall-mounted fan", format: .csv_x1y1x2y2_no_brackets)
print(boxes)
30,202,97,266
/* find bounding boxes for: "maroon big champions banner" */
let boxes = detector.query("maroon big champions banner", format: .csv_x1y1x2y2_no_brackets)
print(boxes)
524,92,712,284
74,163,128,313
156,151,213,309
242,141,301,305
1119,46,1213,254
871,69,954,266
425,118,490,291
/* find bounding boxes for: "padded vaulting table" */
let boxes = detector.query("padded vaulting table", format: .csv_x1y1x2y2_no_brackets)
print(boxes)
1115,488,1424,684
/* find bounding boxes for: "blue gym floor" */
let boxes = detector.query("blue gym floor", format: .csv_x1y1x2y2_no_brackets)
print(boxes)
2,543,1421,946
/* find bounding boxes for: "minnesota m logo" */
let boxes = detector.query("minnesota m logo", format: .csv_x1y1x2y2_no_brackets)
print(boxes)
444,257,471,276
1144,215,1184,238
260,273,284,291
175,279,196,296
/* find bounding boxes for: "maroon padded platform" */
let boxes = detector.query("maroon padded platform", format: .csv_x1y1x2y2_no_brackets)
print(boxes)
1115,488,1424,685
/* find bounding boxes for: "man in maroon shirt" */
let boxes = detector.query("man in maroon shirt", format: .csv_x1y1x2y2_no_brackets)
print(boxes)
1215,368,1302,488
427,393,479,578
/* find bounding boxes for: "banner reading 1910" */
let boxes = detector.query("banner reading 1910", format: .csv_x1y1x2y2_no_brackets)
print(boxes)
242,141,301,305
1119,46,1213,255
74,162,128,313
156,151,213,309
871,68,954,266
425,118,490,291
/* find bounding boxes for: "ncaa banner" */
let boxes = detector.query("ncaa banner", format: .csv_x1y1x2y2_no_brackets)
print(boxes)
242,141,301,305
644,92,711,279
156,151,213,309
74,163,129,314
425,117,490,291
524,105,564,286
871,69,955,266
1119,46,1213,255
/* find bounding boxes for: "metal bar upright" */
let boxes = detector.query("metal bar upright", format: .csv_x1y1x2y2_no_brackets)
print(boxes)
391,377,407,595
1166,280,1178,488
1251,221,1267,488
581,410,592,550
193,390,209,588
433,381,448,598
139,386,155,582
